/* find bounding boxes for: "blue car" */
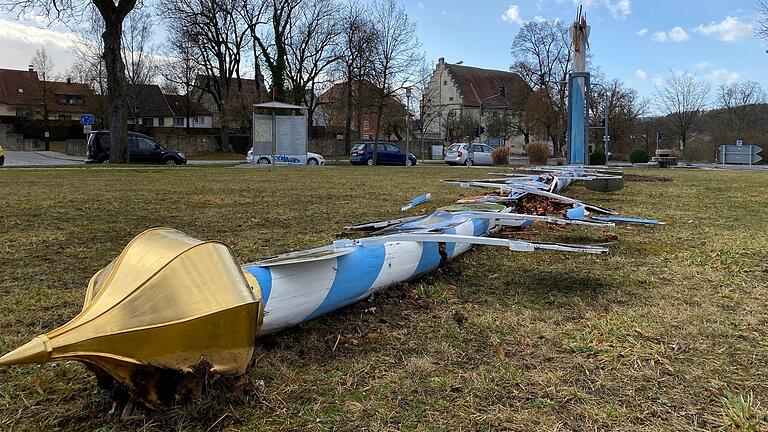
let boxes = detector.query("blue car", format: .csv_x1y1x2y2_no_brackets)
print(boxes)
350,142,417,166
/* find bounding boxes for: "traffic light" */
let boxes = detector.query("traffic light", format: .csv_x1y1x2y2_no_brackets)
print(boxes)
599,118,606,127
474,126,486,137
499,85,506,97
656,131,663,142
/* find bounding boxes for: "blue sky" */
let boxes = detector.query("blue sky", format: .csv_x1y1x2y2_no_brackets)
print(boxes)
0,0,765,102
399,0,766,99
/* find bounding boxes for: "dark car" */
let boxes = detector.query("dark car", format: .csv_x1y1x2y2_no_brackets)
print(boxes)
85,131,187,165
349,142,417,166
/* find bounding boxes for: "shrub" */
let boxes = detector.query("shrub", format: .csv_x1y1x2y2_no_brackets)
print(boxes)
526,141,549,165
590,148,607,165
491,146,511,166
630,148,650,164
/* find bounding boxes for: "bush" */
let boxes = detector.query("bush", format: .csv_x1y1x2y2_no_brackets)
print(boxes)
630,148,650,164
590,149,607,165
526,141,549,165
491,146,511,166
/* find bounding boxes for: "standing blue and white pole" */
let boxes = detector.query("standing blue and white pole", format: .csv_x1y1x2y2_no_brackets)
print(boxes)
567,9,591,165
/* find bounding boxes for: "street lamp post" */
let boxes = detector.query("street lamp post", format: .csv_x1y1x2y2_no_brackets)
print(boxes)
405,87,412,159
438,60,462,142
589,82,610,163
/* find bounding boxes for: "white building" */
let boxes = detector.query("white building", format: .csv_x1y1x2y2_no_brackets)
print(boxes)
423,58,531,154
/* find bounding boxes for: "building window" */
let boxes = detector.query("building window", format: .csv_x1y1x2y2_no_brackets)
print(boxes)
56,94,84,106
174,117,185,127
15,108,24,117
362,120,370,130
141,118,154,127
157,118,165,127
194,117,203,124
448,97,454,102
57,114,72,120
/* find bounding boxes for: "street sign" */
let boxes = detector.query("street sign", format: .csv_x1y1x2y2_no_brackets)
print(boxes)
720,144,762,165
80,114,95,125
83,125,92,134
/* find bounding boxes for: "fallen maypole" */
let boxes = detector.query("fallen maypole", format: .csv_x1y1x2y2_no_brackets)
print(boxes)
0,168,658,408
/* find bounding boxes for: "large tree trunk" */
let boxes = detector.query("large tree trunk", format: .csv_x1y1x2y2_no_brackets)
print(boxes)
103,18,130,163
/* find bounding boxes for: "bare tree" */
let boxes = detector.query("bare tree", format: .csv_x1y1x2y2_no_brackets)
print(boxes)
334,0,376,153
717,81,766,135
412,59,439,158
285,0,341,126
31,47,55,150
510,20,571,153
758,1,768,42
368,0,421,164
252,0,302,100
161,41,201,133
654,72,711,160
164,0,252,151
589,78,648,152
69,13,108,95
1,0,138,162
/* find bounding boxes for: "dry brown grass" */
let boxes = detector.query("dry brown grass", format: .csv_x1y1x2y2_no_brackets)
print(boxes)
0,166,767,431
526,141,549,165
491,146,511,166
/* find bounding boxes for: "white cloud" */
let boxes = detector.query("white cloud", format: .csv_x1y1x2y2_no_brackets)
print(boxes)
635,69,648,80
0,19,79,73
652,26,689,43
637,28,648,37
694,61,712,70
566,0,632,19
606,0,631,19
709,68,741,84
653,75,664,87
694,16,753,42
502,5,524,24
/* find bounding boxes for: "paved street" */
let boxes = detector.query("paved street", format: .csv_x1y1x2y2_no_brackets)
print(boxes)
3,151,83,166
1,151,242,167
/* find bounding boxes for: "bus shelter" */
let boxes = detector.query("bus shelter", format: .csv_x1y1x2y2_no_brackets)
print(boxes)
252,102,308,165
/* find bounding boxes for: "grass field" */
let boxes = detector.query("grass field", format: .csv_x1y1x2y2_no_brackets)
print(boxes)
0,165,766,431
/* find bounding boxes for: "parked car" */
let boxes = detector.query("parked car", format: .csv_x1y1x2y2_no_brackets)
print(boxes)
246,149,325,166
0,144,4,166
349,141,417,166
444,143,494,166
85,131,187,165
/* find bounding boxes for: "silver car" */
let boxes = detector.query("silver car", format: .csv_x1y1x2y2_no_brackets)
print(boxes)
444,143,494,166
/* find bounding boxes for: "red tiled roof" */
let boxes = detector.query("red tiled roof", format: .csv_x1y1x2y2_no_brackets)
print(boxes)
164,94,211,117
0,68,43,106
445,64,530,108
48,81,98,114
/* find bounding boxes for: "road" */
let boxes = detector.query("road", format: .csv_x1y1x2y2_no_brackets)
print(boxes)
1,151,241,167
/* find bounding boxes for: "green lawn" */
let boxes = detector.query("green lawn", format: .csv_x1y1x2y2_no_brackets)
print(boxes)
0,166,766,431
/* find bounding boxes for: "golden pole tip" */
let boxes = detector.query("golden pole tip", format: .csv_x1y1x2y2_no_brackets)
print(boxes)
0,336,50,366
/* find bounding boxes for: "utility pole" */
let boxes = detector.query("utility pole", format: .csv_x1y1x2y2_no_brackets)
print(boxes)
406,87,411,159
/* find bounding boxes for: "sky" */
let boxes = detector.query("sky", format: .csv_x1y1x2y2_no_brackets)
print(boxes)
0,0,766,102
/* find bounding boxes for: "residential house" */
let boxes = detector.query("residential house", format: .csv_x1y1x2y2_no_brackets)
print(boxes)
318,80,407,141
0,67,98,120
47,79,100,120
0,67,43,118
128,84,213,129
192,75,267,129
165,94,213,129
423,58,531,152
